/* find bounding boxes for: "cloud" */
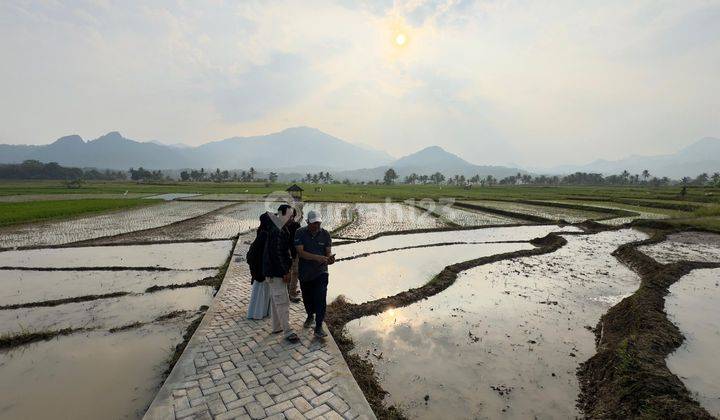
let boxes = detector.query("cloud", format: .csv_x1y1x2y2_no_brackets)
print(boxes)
0,0,718,167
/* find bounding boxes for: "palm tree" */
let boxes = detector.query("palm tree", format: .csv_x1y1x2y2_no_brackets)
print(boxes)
642,169,650,182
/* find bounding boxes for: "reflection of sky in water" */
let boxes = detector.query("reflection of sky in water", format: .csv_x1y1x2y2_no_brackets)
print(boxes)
334,225,580,259
0,268,217,306
347,229,647,419
0,286,214,335
0,321,187,419
329,242,533,304
666,268,720,417
0,240,233,269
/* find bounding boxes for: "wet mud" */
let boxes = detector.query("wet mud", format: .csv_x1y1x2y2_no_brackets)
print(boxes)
638,231,720,264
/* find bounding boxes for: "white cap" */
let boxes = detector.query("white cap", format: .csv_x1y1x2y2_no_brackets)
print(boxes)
306,210,323,224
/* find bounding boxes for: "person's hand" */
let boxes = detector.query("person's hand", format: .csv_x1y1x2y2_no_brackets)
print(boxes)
316,255,329,265
282,273,290,283
327,255,336,265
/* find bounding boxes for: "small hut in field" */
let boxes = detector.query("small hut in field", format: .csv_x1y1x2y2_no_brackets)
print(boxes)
287,184,304,201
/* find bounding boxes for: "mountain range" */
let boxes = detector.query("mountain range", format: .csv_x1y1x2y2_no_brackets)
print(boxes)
1,127,718,179
535,137,720,179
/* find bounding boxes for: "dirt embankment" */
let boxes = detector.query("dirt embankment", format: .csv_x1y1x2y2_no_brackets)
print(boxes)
578,230,720,419
326,231,573,419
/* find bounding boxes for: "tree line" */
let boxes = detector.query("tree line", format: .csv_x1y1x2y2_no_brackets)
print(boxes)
0,160,126,180
391,169,720,186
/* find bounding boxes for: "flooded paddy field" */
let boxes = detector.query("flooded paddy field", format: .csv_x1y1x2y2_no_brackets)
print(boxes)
0,319,192,419
343,228,647,418
0,200,228,249
539,200,673,225
0,240,233,269
666,268,720,417
334,203,447,239
638,231,720,264
413,201,524,227
83,202,272,244
179,193,266,201
143,193,201,201
297,202,352,232
0,286,214,335
460,200,612,222
0,200,238,419
0,269,217,307
0,193,150,202
334,224,579,259
330,243,534,304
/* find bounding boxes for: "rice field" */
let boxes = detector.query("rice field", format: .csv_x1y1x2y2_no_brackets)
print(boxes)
0,201,228,249
412,200,525,226
460,200,612,222
334,203,447,239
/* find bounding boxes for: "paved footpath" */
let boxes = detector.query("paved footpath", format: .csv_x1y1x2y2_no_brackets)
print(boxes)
145,234,376,420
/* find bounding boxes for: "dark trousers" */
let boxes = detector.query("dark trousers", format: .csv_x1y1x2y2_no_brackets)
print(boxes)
299,273,328,331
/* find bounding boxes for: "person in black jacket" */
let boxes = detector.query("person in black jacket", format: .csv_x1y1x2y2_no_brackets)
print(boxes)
285,208,302,303
246,212,273,319
263,204,300,343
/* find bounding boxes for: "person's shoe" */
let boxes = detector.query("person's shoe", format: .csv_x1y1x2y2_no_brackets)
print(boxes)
289,296,301,303
303,316,314,328
286,333,300,343
314,329,327,339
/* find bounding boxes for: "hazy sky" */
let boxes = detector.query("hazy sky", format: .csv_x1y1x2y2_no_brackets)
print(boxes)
1,0,719,166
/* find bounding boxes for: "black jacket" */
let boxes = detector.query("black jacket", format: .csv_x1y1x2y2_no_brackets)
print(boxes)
247,212,274,282
262,219,292,278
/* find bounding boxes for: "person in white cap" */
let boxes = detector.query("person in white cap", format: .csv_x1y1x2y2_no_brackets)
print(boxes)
293,209,335,338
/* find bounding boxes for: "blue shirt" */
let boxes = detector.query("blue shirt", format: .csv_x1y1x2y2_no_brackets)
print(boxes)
293,226,332,281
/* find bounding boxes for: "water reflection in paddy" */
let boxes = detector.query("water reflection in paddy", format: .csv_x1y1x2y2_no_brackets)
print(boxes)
666,268,720,417
0,319,190,420
330,243,534,304
346,229,646,418
0,286,214,336
334,224,579,260
0,240,233,269
0,269,217,307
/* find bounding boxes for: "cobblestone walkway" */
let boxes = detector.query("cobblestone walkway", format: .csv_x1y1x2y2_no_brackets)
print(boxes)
145,234,375,420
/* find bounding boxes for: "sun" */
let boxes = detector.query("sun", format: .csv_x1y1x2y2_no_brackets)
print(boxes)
394,33,407,46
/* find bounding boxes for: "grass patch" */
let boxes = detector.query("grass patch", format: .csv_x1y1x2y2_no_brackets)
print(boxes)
0,198,160,227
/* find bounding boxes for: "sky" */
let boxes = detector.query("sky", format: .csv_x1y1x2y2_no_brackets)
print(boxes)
1,0,719,167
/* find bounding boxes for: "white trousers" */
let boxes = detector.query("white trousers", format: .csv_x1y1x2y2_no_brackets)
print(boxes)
267,277,294,337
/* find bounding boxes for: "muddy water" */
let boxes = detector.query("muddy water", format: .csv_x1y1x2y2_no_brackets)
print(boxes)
461,200,610,222
666,268,720,417
335,203,447,239
638,231,720,264
0,240,233,269
0,286,214,336
330,243,534,303
0,201,228,248
0,319,191,419
346,229,646,418
334,225,580,259
0,269,217,307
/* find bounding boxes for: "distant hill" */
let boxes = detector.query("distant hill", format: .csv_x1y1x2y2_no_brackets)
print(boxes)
538,137,720,178
0,127,394,171
332,146,525,181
